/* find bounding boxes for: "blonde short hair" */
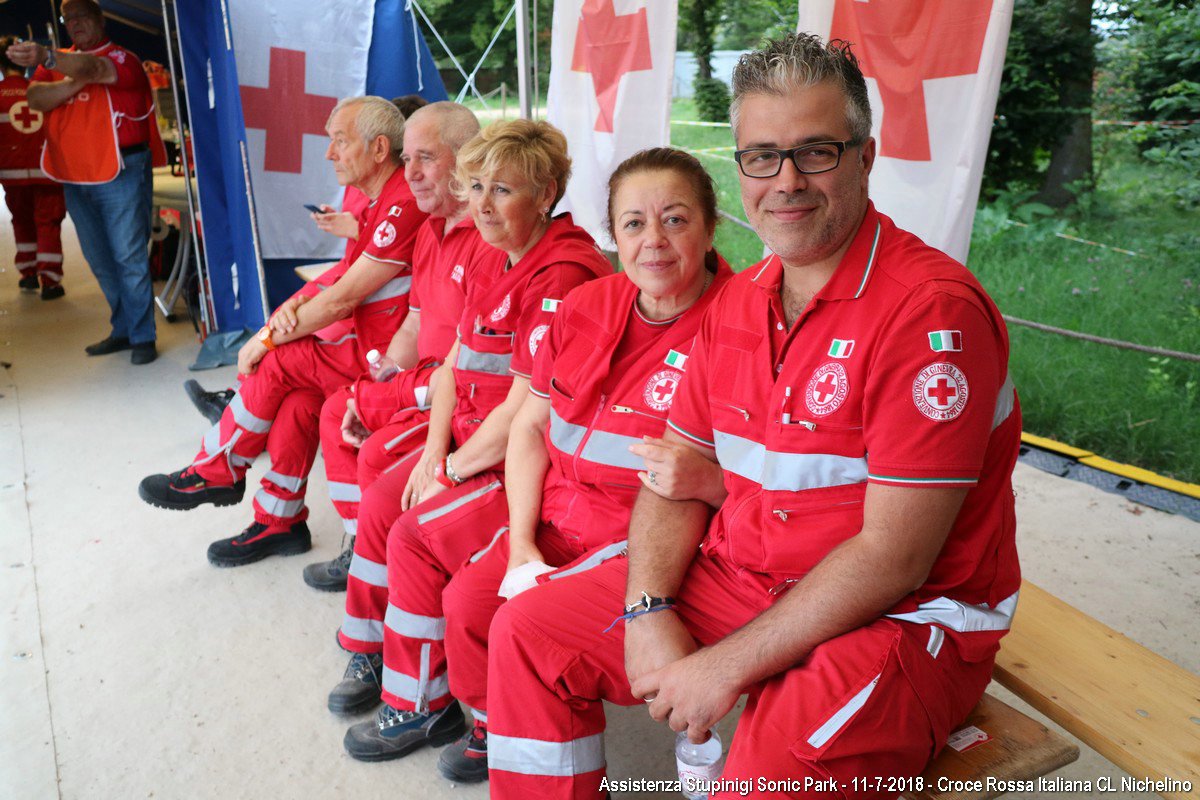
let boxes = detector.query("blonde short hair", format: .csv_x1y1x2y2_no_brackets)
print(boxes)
453,119,571,207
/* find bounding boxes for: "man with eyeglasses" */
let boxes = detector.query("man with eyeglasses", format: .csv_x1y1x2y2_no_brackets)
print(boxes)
6,0,158,363
484,33,1022,798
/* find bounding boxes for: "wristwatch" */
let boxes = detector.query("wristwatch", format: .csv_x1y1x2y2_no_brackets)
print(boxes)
624,591,676,615
43,48,57,70
257,326,276,351
434,453,464,488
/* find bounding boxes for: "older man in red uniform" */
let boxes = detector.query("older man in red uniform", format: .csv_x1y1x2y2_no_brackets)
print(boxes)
484,33,1021,798
138,96,429,568
0,37,66,300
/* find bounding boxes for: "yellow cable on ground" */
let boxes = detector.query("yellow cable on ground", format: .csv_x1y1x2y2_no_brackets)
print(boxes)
1020,432,1200,500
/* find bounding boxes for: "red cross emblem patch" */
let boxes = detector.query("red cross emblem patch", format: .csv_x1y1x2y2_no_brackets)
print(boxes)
912,362,969,421
490,293,512,322
372,220,397,248
528,324,549,357
8,101,43,134
805,362,849,417
643,369,682,412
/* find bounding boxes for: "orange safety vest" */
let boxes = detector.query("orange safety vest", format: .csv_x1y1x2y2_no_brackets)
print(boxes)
39,44,166,185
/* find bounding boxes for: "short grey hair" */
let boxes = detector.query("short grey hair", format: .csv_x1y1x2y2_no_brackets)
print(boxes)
407,101,482,154
329,96,405,163
730,33,872,145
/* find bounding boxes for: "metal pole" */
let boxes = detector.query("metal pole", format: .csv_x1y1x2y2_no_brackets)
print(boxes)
514,0,532,119
46,0,60,48
160,0,213,333
240,141,270,324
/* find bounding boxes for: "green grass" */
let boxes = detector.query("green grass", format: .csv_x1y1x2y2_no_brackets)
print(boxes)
671,107,1200,483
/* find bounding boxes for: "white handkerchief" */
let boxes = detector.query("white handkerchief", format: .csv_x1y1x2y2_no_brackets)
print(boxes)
498,561,557,600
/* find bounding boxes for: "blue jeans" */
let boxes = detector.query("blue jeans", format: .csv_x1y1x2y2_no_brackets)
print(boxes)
63,148,155,345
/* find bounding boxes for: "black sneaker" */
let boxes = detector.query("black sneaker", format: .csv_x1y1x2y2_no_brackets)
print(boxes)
184,379,235,426
139,467,245,510
207,520,312,567
19,275,38,292
303,537,354,592
40,285,65,301
343,702,466,763
85,336,131,356
438,723,489,783
328,651,384,715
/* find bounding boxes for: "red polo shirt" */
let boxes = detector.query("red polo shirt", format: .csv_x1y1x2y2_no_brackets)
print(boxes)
668,204,1021,661
408,216,486,361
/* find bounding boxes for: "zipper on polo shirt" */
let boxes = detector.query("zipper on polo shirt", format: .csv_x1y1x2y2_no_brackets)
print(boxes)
717,401,750,421
769,578,800,596
572,394,607,485
611,405,666,422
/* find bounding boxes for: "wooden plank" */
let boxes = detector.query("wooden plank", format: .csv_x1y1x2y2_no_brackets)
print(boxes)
912,693,1079,800
994,581,1200,800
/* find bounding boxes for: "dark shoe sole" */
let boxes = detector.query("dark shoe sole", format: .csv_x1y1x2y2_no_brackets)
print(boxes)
41,287,65,300
85,338,131,356
344,724,463,763
207,535,312,568
437,756,490,783
328,691,382,716
302,565,349,592
138,479,244,511
131,347,158,365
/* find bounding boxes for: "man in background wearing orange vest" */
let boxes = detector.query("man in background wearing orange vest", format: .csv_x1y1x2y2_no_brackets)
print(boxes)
7,0,159,364
1,37,67,301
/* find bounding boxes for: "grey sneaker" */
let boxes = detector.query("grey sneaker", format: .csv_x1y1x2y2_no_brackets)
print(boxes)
328,651,384,715
343,702,466,762
303,537,354,592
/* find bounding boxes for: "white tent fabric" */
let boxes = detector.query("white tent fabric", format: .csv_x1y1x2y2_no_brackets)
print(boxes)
547,0,677,249
798,0,1014,264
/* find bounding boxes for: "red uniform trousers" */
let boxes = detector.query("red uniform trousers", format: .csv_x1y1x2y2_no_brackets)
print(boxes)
4,183,66,287
486,553,994,800
337,405,434,652
190,336,363,529
339,473,507,715
443,527,626,725
318,362,437,538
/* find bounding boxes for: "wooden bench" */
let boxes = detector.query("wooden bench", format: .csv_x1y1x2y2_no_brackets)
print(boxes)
911,580,1200,799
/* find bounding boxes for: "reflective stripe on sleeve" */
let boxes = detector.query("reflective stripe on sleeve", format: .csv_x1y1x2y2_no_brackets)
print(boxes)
385,603,446,640
364,275,413,303
714,430,867,491
348,552,388,587
488,732,605,777
993,374,1016,430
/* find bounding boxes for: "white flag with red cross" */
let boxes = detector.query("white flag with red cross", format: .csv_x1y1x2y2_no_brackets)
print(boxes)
229,0,374,259
547,0,677,249
797,0,1014,264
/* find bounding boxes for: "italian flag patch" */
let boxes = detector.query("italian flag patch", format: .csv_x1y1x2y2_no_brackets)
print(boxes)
928,330,962,352
541,298,561,313
665,349,688,369
828,339,855,358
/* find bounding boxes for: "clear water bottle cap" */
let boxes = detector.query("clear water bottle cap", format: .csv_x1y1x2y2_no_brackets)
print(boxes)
366,349,382,364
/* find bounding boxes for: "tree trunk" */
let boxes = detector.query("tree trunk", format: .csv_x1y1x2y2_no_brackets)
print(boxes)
691,0,715,81
1037,0,1094,207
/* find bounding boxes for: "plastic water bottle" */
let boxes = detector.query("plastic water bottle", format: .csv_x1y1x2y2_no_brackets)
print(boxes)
366,349,400,382
676,730,724,799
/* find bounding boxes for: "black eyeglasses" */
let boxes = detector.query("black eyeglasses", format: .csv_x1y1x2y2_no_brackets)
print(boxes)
733,140,860,178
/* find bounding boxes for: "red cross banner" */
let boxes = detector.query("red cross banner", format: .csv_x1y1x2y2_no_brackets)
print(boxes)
230,0,375,259
547,0,678,248
798,0,1014,264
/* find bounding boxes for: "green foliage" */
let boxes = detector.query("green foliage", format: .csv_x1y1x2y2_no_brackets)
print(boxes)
985,0,1097,195
715,0,792,50
693,77,731,122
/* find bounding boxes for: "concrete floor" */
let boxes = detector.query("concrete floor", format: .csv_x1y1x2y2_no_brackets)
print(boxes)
1,206,1197,799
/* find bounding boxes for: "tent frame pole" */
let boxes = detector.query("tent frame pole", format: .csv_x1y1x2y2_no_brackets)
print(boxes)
514,0,533,118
